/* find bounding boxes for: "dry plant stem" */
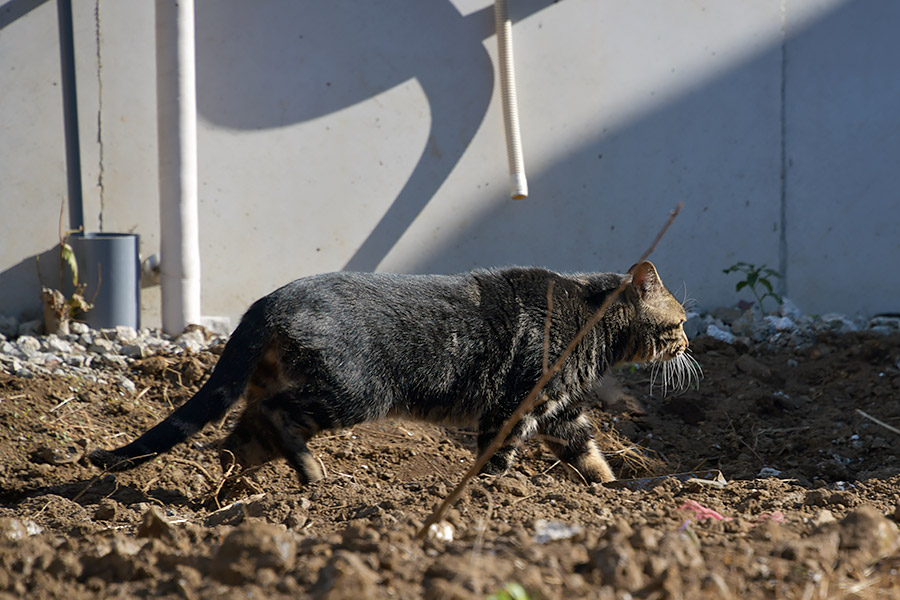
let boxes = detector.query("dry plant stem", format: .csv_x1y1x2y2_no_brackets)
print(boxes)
638,202,682,263
856,409,900,436
415,203,684,540
169,457,215,483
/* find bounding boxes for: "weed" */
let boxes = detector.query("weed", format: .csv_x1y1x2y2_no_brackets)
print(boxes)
37,203,93,334
722,262,782,313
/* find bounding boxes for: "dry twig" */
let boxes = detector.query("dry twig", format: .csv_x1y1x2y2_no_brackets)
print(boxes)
856,409,900,436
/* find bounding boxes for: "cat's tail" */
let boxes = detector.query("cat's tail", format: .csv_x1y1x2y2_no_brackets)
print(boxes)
88,299,270,472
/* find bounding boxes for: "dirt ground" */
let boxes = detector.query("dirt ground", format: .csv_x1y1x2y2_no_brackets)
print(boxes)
1,330,900,599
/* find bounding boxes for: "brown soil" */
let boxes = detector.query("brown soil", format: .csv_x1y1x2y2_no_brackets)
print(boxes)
1,332,900,599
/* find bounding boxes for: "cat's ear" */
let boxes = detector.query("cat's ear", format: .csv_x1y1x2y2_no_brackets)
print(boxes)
626,261,663,301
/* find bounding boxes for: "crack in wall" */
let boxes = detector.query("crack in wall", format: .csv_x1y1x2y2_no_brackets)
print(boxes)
94,0,105,231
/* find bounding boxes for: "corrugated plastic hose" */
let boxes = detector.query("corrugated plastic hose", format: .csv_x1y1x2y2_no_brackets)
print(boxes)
495,0,528,199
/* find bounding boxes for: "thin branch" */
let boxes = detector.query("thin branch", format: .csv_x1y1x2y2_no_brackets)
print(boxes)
415,203,683,540
856,409,900,436
637,202,682,263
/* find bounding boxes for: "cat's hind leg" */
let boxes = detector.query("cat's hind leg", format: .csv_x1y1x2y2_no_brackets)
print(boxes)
476,412,539,476
538,405,615,483
258,388,338,484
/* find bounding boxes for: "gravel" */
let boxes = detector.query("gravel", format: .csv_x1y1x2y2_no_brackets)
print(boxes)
0,316,225,380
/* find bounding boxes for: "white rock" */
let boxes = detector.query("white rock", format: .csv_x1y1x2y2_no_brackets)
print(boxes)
534,519,584,544
69,321,90,335
120,344,146,359
764,315,795,332
115,325,138,343
118,376,137,394
65,355,87,367
778,297,804,321
706,324,736,344
427,521,455,543
177,331,205,353
201,316,233,336
0,341,22,358
37,353,63,366
820,313,858,333
43,335,74,354
16,336,41,356
869,316,900,333
89,338,116,354
102,353,127,368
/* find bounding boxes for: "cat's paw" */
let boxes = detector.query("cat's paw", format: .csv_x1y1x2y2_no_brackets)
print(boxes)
478,454,512,476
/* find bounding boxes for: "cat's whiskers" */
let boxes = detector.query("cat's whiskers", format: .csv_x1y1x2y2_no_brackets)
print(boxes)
678,283,698,311
648,348,702,397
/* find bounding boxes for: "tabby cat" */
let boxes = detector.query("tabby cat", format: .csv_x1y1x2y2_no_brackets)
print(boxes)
89,261,697,484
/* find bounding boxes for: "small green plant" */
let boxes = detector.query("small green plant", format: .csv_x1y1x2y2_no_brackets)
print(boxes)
722,262,782,313
487,583,531,600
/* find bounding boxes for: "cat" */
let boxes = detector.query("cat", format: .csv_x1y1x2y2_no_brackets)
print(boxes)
88,261,698,484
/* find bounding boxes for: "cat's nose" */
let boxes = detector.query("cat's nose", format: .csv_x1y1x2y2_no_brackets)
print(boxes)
682,332,689,348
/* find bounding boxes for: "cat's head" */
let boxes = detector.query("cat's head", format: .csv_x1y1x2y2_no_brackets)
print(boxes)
620,261,701,393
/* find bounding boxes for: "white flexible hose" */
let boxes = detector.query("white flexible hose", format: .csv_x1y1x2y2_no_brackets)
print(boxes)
495,0,528,200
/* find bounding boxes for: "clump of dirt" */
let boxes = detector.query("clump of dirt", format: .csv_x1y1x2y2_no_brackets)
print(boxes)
1,332,900,598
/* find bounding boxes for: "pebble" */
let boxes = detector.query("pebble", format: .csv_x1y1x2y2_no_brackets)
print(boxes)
705,324,736,344
118,376,137,395
534,519,584,544
89,338,116,354
120,344,145,359
17,336,41,356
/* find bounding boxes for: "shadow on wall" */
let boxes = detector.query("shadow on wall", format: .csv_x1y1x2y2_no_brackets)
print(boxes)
0,249,62,322
405,24,784,290
0,0,49,30
194,0,551,272
401,0,899,315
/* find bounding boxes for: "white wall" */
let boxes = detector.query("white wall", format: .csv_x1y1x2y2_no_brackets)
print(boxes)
1,0,898,329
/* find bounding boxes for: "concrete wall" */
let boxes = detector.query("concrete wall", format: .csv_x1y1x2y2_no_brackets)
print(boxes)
1,0,898,329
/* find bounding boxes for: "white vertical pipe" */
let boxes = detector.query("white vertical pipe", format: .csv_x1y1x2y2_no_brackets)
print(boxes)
495,0,528,200
156,0,201,335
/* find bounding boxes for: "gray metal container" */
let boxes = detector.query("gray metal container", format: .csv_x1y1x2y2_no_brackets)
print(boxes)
70,232,140,330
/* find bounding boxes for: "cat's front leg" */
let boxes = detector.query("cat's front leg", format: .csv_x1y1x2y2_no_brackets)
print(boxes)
539,405,615,483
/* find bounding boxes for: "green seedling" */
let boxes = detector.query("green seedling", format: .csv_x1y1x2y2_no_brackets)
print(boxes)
723,262,782,313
